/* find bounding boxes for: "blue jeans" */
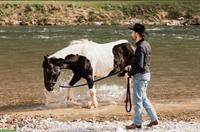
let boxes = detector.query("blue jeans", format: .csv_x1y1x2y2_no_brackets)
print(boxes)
132,73,158,125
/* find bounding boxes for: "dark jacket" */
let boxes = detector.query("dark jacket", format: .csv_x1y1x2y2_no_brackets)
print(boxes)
128,39,151,76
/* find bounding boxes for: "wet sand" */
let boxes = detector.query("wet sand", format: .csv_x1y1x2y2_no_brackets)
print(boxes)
1,99,200,122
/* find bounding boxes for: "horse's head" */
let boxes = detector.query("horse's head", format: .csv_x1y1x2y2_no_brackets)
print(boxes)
42,55,63,91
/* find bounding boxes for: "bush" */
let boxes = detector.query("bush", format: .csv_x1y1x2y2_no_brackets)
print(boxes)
88,12,97,21
168,9,182,19
76,15,86,23
25,5,35,12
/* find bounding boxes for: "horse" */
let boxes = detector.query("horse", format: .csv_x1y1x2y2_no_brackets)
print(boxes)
42,39,135,108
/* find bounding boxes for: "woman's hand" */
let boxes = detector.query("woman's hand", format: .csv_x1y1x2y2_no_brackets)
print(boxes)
125,65,132,72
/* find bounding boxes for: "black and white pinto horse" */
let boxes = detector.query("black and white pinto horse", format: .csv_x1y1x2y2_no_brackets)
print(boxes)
43,39,135,108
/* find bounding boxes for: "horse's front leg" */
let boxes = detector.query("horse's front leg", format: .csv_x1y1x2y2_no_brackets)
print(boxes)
67,74,81,102
66,87,74,101
86,75,98,108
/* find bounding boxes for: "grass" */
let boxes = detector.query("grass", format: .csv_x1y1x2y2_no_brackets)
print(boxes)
0,1,199,11
0,0,199,25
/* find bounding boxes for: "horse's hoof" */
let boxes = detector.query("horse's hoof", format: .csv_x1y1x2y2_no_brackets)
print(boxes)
90,106,95,109
87,105,97,109
87,101,92,106
82,104,92,109
67,97,74,102
92,101,98,108
93,104,98,108
83,101,97,109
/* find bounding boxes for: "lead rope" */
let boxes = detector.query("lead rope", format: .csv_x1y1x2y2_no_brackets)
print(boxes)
59,70,122,88
125,77,132,112
59,69,132,113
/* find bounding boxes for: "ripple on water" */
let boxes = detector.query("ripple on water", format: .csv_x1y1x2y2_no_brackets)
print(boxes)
33,35,50,39
0,36,8,39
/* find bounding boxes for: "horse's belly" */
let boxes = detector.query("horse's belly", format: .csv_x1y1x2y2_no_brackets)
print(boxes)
94,58,114,77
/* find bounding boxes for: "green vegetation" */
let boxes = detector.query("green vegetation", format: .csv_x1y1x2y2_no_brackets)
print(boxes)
0,1,199,26
0,129,16,132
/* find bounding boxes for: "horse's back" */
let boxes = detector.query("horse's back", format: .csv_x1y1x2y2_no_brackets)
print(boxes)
82,39,129,77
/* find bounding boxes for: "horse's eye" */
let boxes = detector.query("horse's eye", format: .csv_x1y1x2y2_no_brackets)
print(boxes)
52,74,56,78
55,66,60,71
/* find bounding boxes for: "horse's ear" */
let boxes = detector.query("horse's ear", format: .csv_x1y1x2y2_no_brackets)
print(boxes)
44,55,49,63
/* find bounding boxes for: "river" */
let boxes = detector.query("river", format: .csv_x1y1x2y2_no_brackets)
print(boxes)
0,25,199,109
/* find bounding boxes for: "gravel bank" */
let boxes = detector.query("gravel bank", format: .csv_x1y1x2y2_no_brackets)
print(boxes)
1,114,199,132
18,119,200,132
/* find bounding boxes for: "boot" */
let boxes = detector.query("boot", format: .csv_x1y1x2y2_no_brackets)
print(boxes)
126,123,141,129
147,120,158,127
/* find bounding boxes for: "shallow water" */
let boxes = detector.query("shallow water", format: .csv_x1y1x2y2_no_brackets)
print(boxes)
0,25,200,108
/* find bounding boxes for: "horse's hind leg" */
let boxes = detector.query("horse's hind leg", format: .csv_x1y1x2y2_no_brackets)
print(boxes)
88,87,98,108
86,75,98,108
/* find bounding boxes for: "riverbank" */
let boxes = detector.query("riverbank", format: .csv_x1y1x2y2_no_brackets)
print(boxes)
0,1,200,26
1,99,200,131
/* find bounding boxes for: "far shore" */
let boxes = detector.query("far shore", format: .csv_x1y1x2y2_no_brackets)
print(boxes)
0,1,199,26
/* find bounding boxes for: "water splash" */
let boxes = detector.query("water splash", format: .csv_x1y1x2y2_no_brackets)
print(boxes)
44,72,126,108
44,88,67,107
96,84,126,104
